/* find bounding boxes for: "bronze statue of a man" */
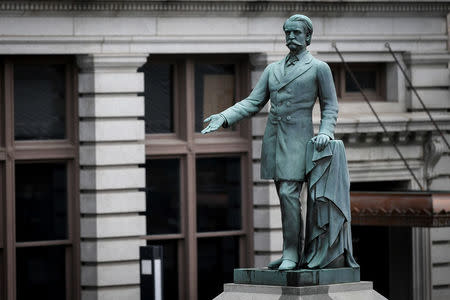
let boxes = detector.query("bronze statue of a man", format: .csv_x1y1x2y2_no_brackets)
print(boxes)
202,14,338,270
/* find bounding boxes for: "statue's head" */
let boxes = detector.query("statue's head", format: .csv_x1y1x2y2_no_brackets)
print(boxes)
283,14,313,53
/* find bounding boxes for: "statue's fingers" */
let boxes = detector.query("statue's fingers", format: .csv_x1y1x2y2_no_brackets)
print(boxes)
314,141,321,151
204,116,211,123
201,126,211,134
317,139,325,151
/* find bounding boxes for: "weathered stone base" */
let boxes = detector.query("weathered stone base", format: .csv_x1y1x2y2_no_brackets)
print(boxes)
214,281,387,300
234,267,360,286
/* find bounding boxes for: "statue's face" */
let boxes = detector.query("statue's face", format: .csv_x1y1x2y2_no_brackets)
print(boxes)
284,20,308,53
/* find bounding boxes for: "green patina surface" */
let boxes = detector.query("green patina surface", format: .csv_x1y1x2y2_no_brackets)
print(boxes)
234,267,360,287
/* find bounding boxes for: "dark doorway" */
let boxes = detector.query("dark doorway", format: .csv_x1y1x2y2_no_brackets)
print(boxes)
350,180,413,300
352,225,413,300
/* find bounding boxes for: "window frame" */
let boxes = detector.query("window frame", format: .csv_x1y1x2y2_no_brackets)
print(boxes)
330,63,386,102
0,55,79,300
142,54,253,300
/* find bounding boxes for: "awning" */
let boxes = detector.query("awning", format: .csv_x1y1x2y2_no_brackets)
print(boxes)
350,192,450,227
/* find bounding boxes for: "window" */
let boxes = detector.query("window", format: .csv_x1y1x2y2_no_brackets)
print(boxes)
140,55,252,300
0,56,79,300
1,163,4,300
330,63,386,101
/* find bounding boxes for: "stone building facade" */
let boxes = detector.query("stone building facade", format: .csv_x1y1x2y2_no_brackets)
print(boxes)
0,1,449,300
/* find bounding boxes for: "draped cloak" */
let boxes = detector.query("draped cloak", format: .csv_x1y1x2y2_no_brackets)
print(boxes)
303,140,359,269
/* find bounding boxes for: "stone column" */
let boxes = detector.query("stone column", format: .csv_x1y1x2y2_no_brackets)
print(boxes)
77,54,147,300
412,227,432,300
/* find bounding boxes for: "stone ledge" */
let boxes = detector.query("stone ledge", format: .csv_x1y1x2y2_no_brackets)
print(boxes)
215,281,386,300
0,1,448,15
234,267,360,286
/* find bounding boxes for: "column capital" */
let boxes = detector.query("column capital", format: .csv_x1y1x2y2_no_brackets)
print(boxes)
249,52,286,70
77,53,148,73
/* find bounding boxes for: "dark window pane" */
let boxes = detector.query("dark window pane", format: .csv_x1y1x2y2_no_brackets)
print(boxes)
198,236,239,300
140,63,174,133
350,180,410,192
16,246,65,300
196,157,241,232
14,64,66,140
195,64,235,132
0,249,4,300
345,70,376,92
145,159,180,234
0,65,4,147
147,241,179,300
0,163,3,247
15,163,67,242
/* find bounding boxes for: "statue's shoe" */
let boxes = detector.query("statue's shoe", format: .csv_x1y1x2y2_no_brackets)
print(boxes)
267,257,283,269
278,259,297,271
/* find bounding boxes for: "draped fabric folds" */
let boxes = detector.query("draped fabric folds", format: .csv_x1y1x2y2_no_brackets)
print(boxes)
302,140,359,269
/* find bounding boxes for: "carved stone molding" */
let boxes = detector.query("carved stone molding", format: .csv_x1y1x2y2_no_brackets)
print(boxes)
424,135,447,180
0,1,448,15
77,54,148,73
336,131,430,146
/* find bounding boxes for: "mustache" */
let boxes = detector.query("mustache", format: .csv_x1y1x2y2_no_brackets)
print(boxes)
286,39,303,46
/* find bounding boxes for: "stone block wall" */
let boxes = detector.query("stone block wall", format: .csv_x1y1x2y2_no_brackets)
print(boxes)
78,54,147,300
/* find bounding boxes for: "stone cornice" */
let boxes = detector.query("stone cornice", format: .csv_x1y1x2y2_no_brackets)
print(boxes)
0,1,448,15
251,111,450,144
333,112,450,135
312,112,450,145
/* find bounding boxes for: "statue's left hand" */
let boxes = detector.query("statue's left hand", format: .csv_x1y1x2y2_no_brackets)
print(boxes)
311,134,330,152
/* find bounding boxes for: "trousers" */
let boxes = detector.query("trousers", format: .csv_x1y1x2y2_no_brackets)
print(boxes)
275,180,303,263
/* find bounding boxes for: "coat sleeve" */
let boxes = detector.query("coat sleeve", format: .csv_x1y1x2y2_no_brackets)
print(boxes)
220,63,272,126
317,61,339,139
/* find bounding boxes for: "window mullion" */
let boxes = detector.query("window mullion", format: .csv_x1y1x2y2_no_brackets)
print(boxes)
4,61,13,150
185,152,198,300
241,152,253,267
3,60,16,300
5,158,16,300
185,58,197,298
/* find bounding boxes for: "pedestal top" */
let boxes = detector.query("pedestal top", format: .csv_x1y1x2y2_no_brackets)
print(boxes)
234,267,360,287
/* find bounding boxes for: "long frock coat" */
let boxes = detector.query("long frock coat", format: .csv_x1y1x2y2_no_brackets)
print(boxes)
221,51,339,181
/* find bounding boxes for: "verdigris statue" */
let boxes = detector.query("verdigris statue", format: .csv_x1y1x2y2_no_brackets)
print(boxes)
202,14,358,271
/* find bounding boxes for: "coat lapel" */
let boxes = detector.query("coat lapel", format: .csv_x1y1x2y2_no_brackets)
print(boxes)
273,59,284,84
276,51,313,91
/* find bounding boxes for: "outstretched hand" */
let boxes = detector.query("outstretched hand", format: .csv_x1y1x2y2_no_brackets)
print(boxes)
201,114,225,134
311,134,330,152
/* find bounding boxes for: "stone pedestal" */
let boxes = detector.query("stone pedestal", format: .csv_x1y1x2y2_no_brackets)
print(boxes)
214,281,387,300
234,267,360,286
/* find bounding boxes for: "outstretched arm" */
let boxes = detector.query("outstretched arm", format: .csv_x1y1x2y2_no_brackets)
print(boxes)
201,63,272,134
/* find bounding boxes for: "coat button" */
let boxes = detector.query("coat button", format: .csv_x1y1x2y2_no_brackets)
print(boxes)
277,117,281,121
287,88,292,93
286,101,291,106
287,116,291,120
